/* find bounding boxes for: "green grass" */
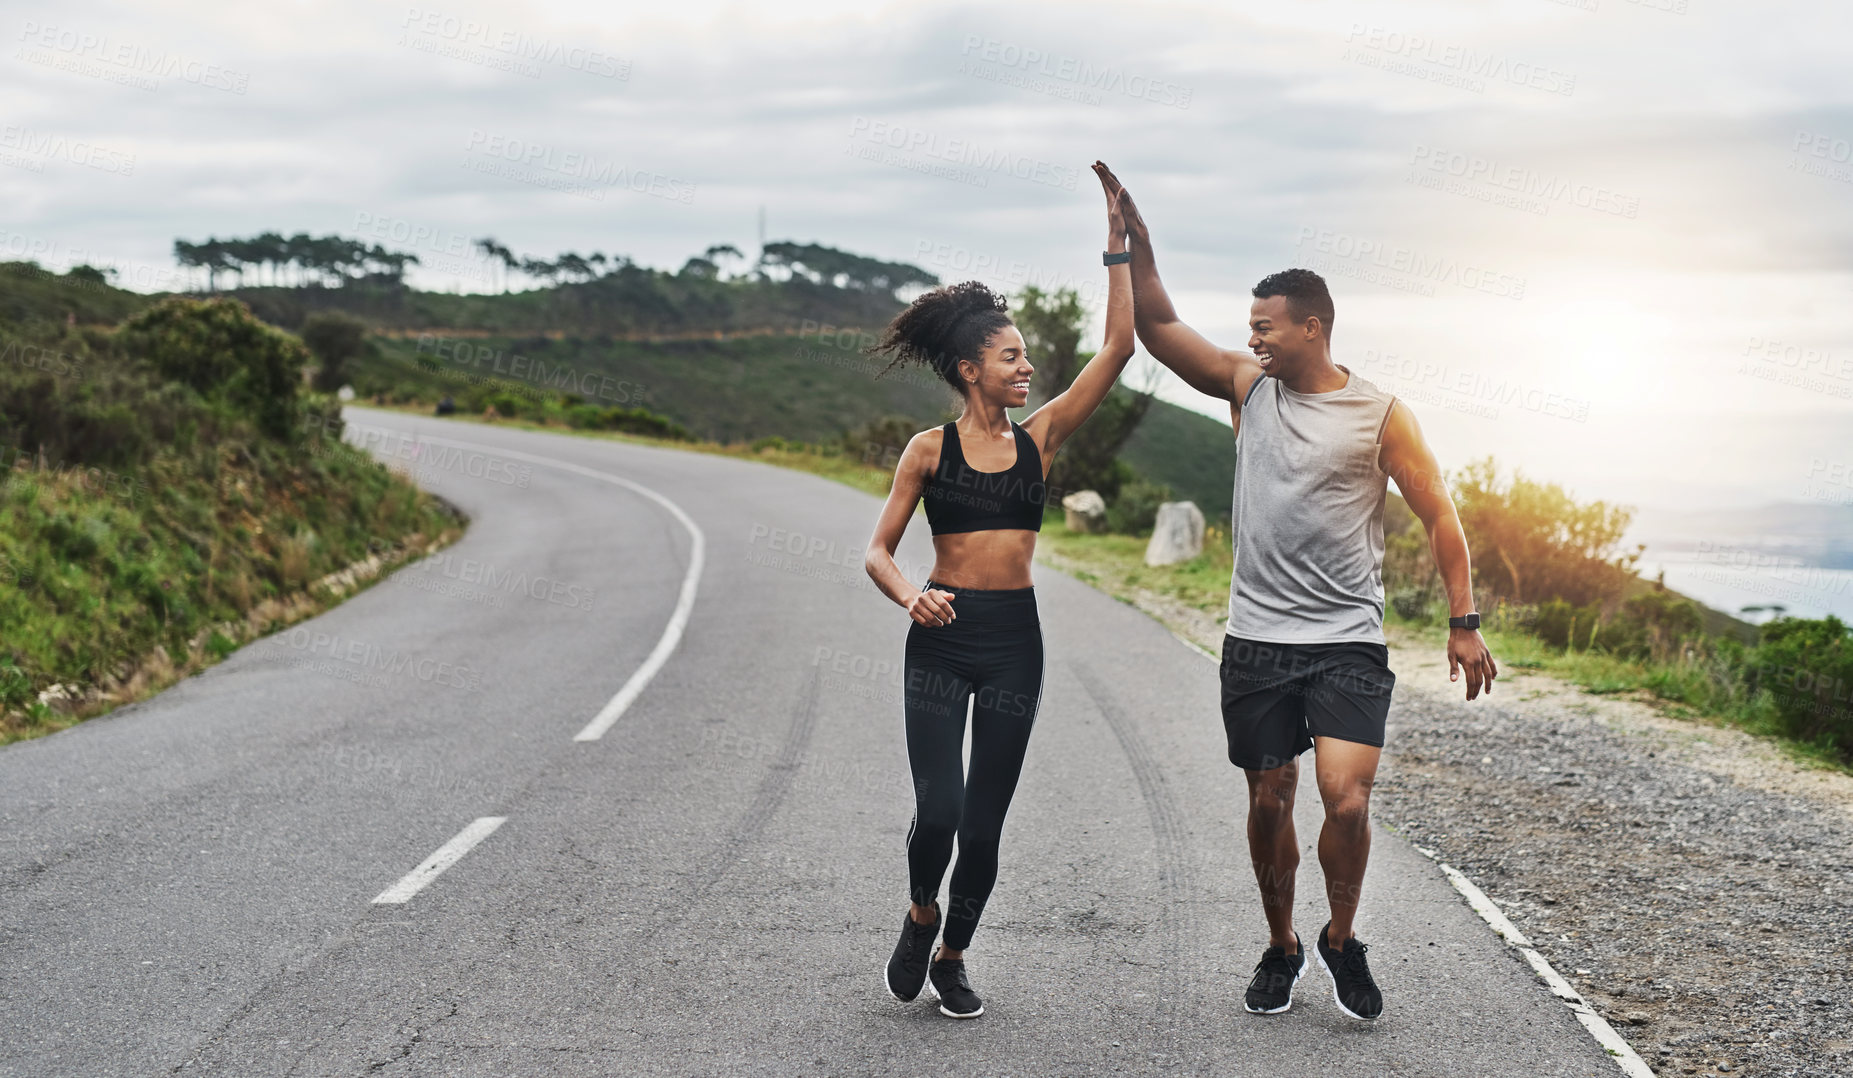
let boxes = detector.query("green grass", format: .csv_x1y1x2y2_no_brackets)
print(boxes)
1385,615,1845,770
1037,517,1233,612
0,428,463,745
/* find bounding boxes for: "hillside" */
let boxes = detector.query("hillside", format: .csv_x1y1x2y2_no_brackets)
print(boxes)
224,270,907,339
1,262,152,325
352,329,1239,517
0,271,461,743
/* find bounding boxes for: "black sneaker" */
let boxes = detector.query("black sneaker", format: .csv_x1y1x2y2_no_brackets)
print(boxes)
1243,933,1306,1014
1315,922,1383,1020
926,950,984,1018
885,906,939,1002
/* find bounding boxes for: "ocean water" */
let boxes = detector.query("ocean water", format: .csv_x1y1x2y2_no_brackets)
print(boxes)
1640,553,1853,625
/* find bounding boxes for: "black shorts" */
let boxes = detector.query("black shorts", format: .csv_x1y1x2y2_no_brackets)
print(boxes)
1219,635,1395,772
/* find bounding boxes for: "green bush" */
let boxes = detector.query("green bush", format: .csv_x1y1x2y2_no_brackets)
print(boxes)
1532,598,1605,651
300,311,368,392
1744,616,1853,759
0,323,219,470
1606,590,1705,662
118,296,309,440
603,406,690,440
1105,477,1171,534
1453,457,1639,608
559,402,691,440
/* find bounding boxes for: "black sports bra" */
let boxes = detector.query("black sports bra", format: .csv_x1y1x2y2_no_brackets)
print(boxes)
922,421,1048,535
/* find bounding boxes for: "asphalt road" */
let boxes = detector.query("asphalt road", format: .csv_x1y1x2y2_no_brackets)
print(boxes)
0,406,1624,1077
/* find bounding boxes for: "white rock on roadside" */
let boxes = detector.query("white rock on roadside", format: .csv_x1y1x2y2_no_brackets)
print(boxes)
1061,490,1108,534
1144,501,1205,567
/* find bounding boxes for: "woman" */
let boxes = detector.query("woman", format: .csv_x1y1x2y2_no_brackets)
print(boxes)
863,162,1136,1018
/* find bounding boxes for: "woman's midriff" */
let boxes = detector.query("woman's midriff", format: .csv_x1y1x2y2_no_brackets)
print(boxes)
927,530,1038,591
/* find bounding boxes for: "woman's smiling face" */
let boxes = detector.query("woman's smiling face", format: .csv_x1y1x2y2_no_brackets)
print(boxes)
959,324,1033,407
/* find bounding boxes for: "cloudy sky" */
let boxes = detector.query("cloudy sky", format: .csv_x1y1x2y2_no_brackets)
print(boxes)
8,0,1853,529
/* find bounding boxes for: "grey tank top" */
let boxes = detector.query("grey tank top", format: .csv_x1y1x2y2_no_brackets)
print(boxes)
1228,366,1397,645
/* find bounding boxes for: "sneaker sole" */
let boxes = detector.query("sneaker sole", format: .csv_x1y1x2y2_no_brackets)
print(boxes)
1312,943,1382,1021
924,970,984,1018
884,962,923,1003
1242,956,1308,1014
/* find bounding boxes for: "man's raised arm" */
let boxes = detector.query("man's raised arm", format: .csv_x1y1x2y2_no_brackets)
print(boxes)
1096,163,1260,405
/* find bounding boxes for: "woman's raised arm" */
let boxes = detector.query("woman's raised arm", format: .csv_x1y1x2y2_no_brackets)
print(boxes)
1023,161,1137,458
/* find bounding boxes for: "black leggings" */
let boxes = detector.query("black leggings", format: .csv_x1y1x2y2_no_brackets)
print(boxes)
902,583,1043,951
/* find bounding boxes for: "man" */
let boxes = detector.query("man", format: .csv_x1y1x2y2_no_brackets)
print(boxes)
1095,164,1498,1021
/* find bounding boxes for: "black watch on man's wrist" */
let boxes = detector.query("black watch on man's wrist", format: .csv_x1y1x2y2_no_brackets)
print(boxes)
1448,613,1481,630
1102,250,1131,265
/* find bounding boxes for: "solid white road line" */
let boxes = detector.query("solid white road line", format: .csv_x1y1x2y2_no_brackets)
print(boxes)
362,428,706,743
1173,637,1654,1078
1416,845,1657,1078
372,816,506,905
571,468,704,739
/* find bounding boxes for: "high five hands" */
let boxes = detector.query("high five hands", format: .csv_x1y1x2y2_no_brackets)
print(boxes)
1091,161,1127,239
1091,162,1148,245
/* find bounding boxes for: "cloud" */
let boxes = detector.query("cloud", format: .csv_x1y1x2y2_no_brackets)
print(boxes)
5,0,1851,513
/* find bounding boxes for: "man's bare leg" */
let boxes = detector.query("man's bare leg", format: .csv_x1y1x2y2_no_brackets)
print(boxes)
1313,736,1382,945
1244,757,1302,953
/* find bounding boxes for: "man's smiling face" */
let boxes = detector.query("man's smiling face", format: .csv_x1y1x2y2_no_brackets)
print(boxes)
1249,294,1313,379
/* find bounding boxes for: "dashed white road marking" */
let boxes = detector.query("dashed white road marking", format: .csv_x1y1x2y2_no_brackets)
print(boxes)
373,816,506,905
364,427,706,743
1176,635,1654,1078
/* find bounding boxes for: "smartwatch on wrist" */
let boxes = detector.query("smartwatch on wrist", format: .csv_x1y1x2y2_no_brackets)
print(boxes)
1102,251,1131,265
1448,613,1481,630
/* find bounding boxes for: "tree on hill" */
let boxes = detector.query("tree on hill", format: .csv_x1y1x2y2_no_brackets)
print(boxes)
474,237,516,293
704,244,744,278
1014,285,1086,411
520,255,559,286
1012,285,1154,502
1451,458,1640,607
759,241,937,300
301,311,369,392
175,234,419,292
555,252,597,282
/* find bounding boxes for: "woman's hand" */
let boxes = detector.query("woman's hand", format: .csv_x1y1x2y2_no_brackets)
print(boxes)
1092,161,1126,244
1094,161,1147,244
906,588,957,627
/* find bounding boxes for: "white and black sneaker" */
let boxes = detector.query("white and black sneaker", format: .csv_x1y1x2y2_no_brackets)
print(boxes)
1314,922,1383,1020
1243,933,1307,1014
926,950,984,1018
885,905,939,1002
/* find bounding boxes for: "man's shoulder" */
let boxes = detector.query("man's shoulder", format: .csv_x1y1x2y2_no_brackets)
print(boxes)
1342,370,1395,406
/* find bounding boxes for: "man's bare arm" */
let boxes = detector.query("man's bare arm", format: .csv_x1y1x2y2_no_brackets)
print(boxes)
1095,164,1261,405
1378,400,1499,700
